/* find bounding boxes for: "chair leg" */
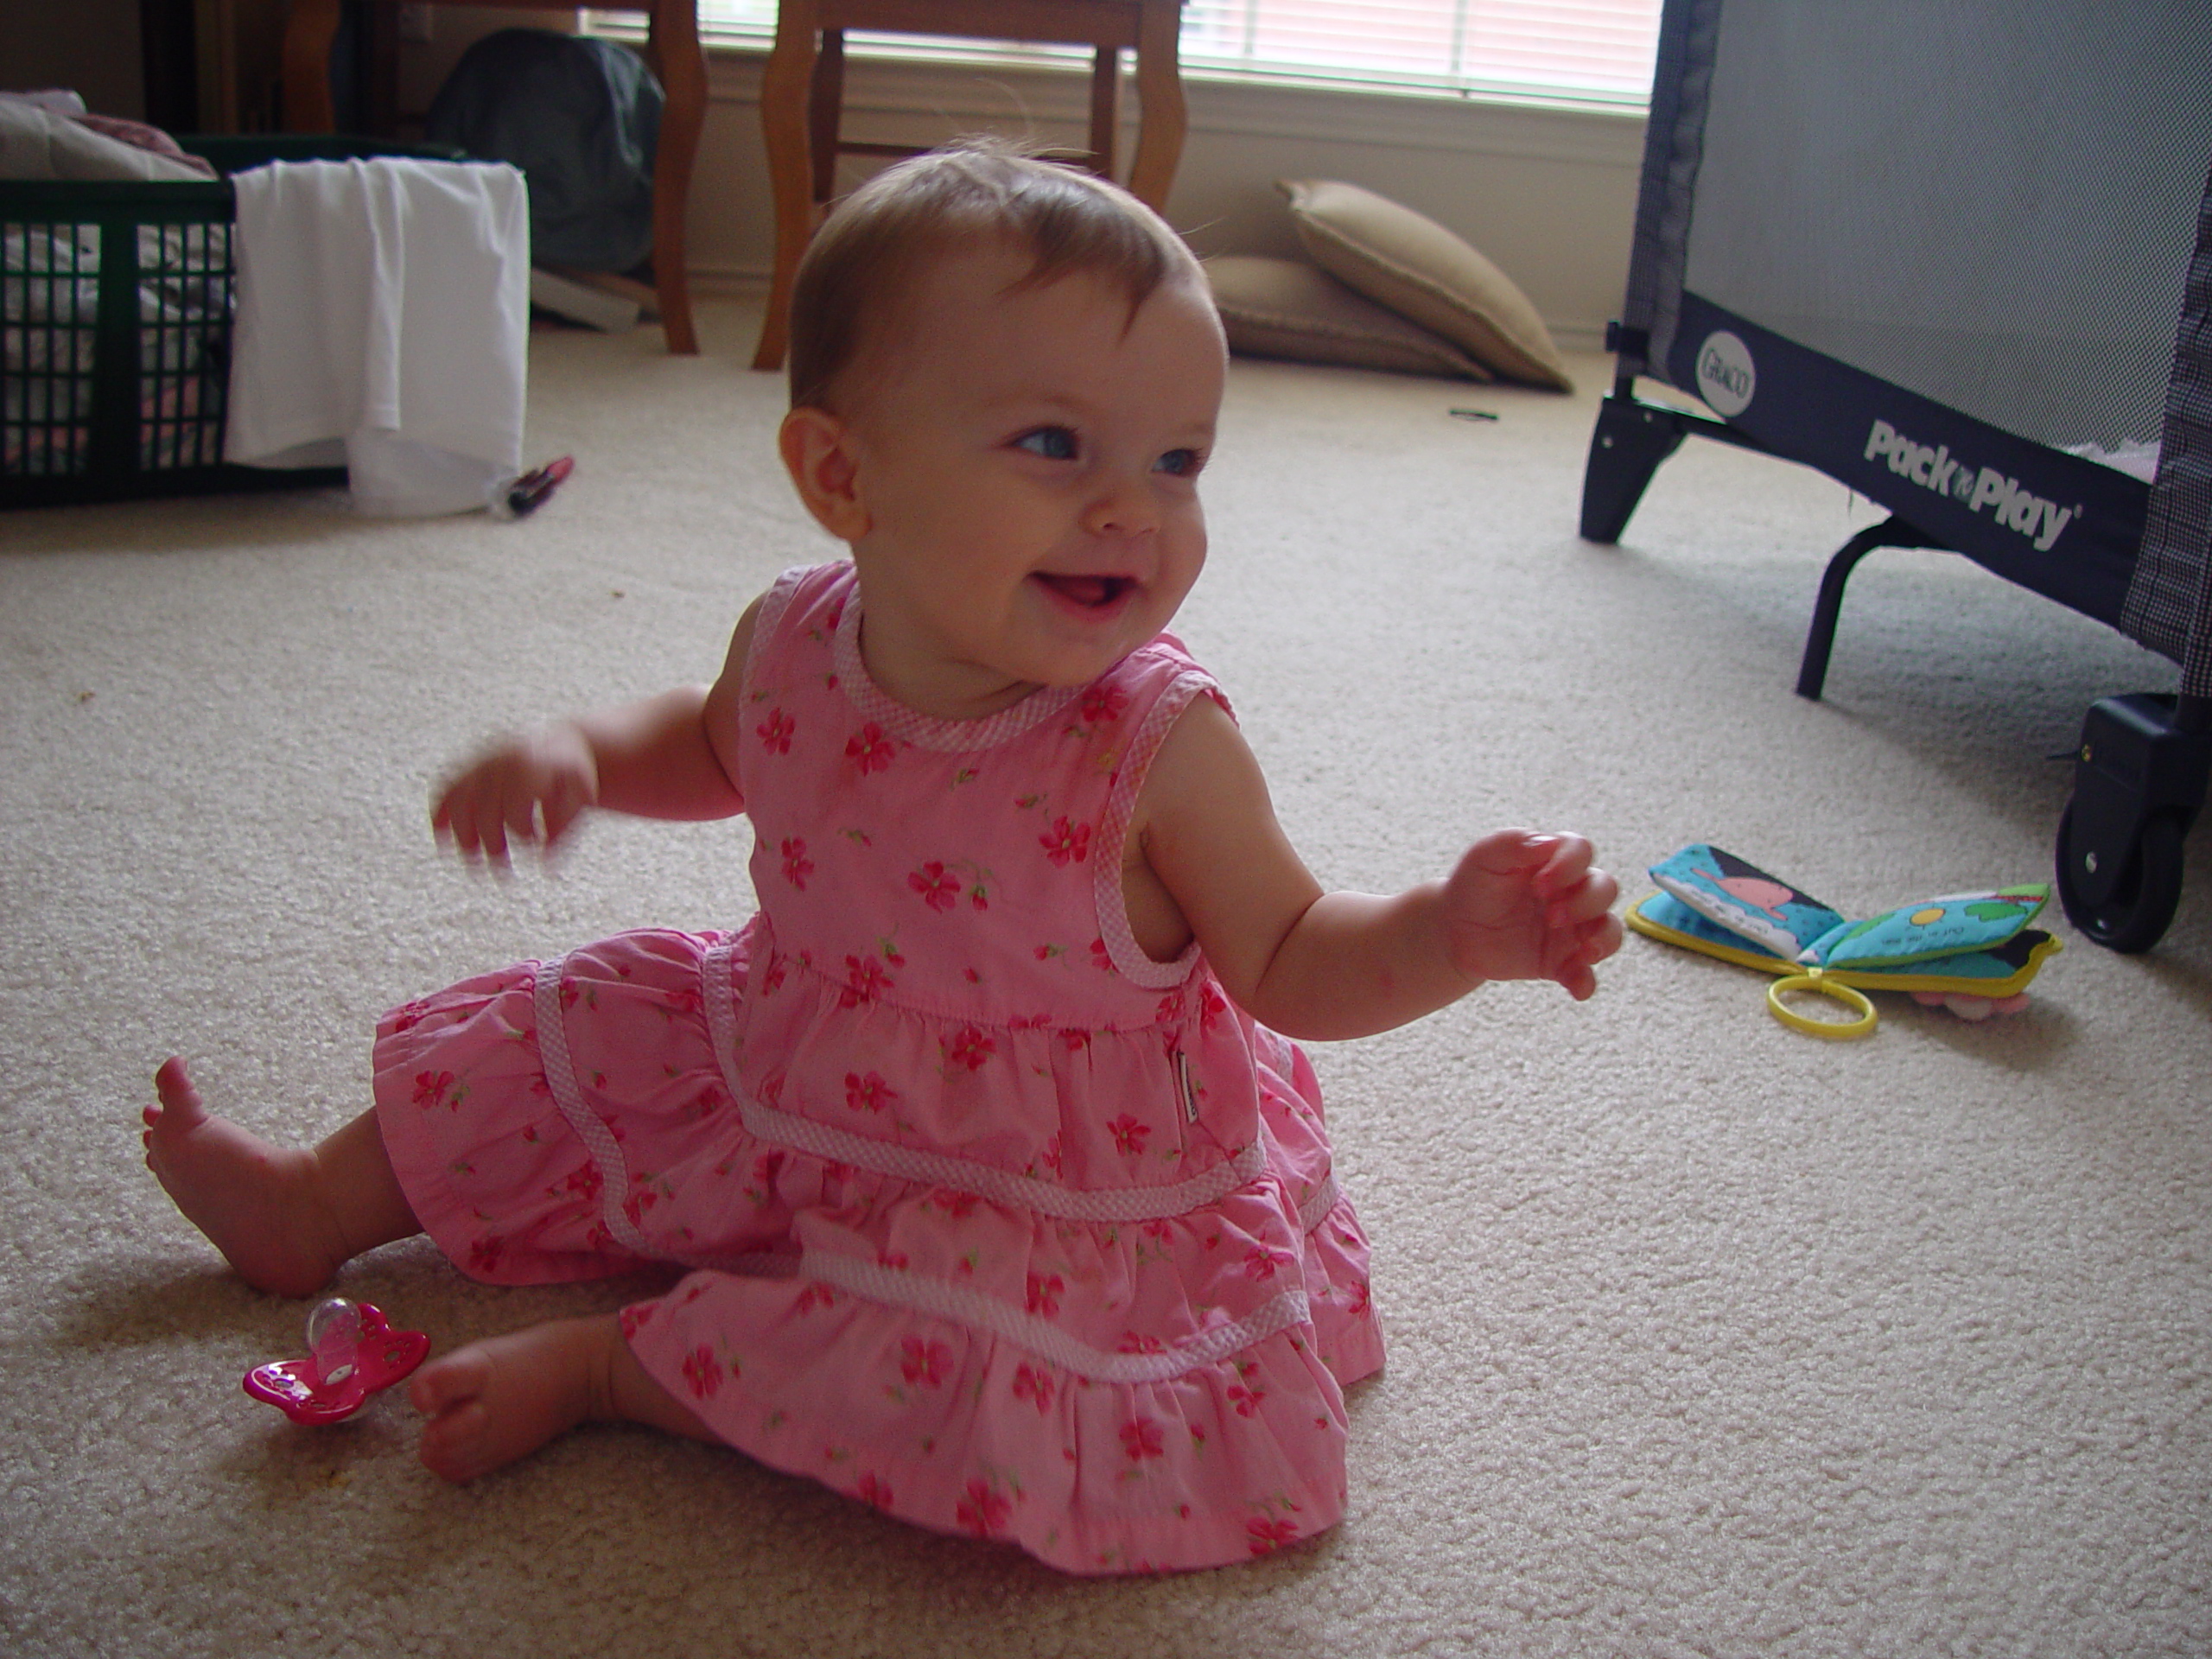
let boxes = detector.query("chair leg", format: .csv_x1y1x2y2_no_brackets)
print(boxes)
753,3,822,372
1088,48,1118,178
1125,0,1185,210
810,31,845,203
647,0,703,353
281,0,343,132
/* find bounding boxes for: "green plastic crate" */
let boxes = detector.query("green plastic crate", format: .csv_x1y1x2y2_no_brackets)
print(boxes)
2,136,463,510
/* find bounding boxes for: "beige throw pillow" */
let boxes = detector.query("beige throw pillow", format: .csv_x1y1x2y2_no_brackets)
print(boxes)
1278,179,1573,391
1205,255,1491,381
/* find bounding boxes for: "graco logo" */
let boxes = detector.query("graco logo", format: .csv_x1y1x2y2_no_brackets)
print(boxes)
1864,419,2075,552
1695,332,1757,416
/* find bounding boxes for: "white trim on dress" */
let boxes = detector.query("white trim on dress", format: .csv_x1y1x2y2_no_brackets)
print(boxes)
806,1254,1312,1385
700,938,1268,1222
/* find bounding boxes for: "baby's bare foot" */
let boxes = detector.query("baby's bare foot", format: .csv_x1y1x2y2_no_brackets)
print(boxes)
141,1057,349,1298
410,1318,613,1482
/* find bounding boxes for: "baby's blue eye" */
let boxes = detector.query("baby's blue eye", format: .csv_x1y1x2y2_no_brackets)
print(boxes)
1015,426,1078,461
1155,448,1203,478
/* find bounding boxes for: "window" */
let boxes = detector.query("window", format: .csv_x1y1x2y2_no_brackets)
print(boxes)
677,2,1662,111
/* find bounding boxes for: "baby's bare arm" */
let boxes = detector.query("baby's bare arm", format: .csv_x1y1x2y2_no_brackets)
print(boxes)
433,596,761,861
1137,699,1620,1039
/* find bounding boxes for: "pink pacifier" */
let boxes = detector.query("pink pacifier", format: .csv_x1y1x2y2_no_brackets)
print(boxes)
244,1298,430,1426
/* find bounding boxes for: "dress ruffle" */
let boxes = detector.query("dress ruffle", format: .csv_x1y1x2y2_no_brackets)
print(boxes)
623,1269,1351,1574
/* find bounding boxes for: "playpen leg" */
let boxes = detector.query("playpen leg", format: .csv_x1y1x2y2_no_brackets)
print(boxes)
1796,517,1944,700
1579,391,1688,543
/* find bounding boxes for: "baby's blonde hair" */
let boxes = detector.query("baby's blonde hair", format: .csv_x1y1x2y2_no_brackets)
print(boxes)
787,138,1205,413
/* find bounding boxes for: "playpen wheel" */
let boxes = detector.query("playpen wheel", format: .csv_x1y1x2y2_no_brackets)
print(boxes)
2056,803,2185,954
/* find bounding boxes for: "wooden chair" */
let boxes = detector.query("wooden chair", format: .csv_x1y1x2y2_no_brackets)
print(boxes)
750,0,1187,372
279,0,705,354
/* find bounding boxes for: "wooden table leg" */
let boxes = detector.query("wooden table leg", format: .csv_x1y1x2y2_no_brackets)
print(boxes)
1126,0,1185,212
649,0,704,353
753,2,821,372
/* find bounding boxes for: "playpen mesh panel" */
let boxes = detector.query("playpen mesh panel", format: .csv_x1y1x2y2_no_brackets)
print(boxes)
2126,166,2212,697
1681,1,2212,456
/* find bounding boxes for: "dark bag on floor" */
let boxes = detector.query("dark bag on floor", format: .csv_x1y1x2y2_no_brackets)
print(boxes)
425,28,662,272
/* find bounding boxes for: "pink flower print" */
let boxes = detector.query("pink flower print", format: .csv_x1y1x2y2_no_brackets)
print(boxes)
825,597,846,632
1090,938,1113,970
1141,1218,1175,1245
899,1337,952,1389
957,1479,1010,1537
466,1236,505,1275
1116,1332,1168,1355
944,1027,995,1071
1243,1244,1294,1281
757,707,794,753
1227,1384,1266,1418
908,861,960,912
412,1070,455,1109
929,1188,979,1219
1012,1363,1056,1413
1079,683,1129,725
1108,1114,1151,1158
1120,1416,1166,1461
969,885,990,912
877,1249,909,1270
1040,1136,1064,1177
1027,1272,1065,1318
388,999,431,1034
562,1162,603,1202
1248,1517,1301,1555
855,1472,894,1510
779,836,814,889
618,1303,653,1340
1198,983,1229,1032
840,955,893,1007
1039,816,1092,866
1060,1029,1092,1052
1347,1279,1373,1316
680,1344,724,1401
843,1071,895,1113
845,722,895,773
793,1281,842,1316
760,957,787,995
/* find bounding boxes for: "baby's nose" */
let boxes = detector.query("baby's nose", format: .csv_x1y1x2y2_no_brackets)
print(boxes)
1080,473,1160,537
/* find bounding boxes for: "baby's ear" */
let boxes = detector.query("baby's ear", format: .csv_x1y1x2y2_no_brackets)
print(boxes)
778,406,870,541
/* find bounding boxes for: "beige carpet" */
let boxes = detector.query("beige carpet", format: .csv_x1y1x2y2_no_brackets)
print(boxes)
3,302,2207,1657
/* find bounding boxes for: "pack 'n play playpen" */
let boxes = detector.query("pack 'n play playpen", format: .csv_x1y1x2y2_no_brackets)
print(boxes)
1581,0,2212,951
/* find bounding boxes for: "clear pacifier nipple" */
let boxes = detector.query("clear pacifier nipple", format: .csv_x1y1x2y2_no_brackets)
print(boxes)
306,1298,364,1388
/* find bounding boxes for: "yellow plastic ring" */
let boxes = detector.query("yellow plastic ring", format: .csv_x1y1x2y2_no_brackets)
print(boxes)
1766,970,1877,1039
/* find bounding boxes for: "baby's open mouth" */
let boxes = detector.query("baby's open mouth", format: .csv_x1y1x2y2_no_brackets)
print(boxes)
1035,574,1135,609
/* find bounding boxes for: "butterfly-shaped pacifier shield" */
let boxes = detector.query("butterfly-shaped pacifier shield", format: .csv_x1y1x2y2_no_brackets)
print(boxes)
244,1298,430,1426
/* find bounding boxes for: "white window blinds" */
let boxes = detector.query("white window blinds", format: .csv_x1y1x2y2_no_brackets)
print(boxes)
680,2,1662,110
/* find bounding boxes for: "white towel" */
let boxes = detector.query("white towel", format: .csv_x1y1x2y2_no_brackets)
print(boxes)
225,158,531,516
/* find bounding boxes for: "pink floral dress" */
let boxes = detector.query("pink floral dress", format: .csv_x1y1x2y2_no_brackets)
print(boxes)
374,562,1383,1573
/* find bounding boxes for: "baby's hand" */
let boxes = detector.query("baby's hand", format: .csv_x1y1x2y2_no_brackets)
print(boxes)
1440,830,1623,1001
430,725,599,865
